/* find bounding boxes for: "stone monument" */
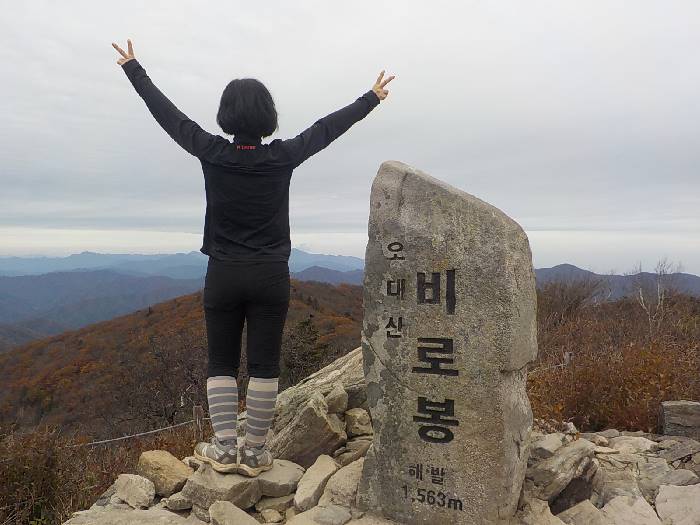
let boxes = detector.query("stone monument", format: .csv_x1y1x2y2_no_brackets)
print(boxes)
356,160,538,524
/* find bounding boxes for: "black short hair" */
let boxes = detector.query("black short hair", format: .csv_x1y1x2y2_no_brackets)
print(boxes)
216,78,278,138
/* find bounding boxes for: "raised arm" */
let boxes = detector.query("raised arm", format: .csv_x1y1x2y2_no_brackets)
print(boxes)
282,70,395,169
112,39,225,160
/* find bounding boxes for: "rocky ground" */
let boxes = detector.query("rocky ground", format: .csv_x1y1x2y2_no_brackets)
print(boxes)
62,348,700,524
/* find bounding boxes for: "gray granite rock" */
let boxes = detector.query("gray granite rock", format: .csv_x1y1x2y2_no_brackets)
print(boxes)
269,390,347,469
318,457,364,508
531,433,566,460
600,495,662,525
356,160,538,525
288,504,353,525
255,493,295,513
63,505,190,524
181,463,261,511
659,439,700,462
526,438,596,501
608,436,658,454
555,499,612,525
325,383,349,415
294,454,341,512
113,473,156,509
209,500,259,525
256,459,305,497
163,491,192,511
655,484,700,524
517,497,565,524
660,400,700,440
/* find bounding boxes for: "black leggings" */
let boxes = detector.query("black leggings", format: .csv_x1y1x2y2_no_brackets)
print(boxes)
203,256,290,379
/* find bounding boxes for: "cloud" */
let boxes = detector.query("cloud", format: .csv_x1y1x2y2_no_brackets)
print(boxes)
1,1,698,272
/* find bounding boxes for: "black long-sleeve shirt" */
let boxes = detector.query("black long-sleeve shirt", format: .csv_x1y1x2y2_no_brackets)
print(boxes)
120,59,380,263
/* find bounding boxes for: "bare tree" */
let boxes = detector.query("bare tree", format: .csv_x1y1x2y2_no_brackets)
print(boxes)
629,258,683,339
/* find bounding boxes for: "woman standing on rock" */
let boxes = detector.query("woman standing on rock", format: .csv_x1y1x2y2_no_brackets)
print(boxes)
112,39,394,476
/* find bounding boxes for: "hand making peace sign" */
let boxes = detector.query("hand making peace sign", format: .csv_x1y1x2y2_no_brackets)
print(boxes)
112,39,136,65
372,70,395,101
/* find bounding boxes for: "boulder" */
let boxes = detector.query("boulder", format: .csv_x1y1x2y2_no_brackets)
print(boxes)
269,390,347,469
660,401,700,440
113,473,156,509
600,495,662,525
345,408,372,438
209,500,259,525
318,457,364,508
294,454,341,512
608,436,658,454
63,505,190,524
274,347,368,432
255,493,295,513
256,459,305,497
325,383,349,415
655,484,700,525
556,499,612,525
287,503,353,525
181,463,262,511
517,497,565,524
137,450,194,497
334,437,372,467
659,439,700,462
163,491,192,511
526,438,596,501
530,433,566,460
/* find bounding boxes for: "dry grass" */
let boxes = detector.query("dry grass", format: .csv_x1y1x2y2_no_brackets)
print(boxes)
529,282,700,432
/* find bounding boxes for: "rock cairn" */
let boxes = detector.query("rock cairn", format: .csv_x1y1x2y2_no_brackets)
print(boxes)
64,348,700,524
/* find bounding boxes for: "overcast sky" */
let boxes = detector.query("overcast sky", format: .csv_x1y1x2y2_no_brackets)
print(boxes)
2,1,699,274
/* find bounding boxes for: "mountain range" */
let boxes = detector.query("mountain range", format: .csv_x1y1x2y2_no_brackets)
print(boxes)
0,250,698,352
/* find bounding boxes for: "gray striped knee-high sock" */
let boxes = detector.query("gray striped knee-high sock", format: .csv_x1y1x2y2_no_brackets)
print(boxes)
244,376,278,448
206,375,238,443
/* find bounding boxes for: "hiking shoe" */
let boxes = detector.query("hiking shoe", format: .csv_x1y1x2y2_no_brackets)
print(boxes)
194,436,238,473
237,441,274,477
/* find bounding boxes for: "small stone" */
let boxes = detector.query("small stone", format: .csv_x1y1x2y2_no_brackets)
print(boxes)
562,422,578,435
344,408,372,437
260,508,284,523
113,473,156,509
581,433,610,447
164,491,192,511
209,500,260,525
531,433,566,460
658,439,680,450
324,383,349,415
183,456,204,470
255,493,295,513
597,429,621,439
608,436,658,454
594,446,620,455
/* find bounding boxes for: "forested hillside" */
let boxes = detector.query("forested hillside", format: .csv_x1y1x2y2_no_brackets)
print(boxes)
0,278,362,440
